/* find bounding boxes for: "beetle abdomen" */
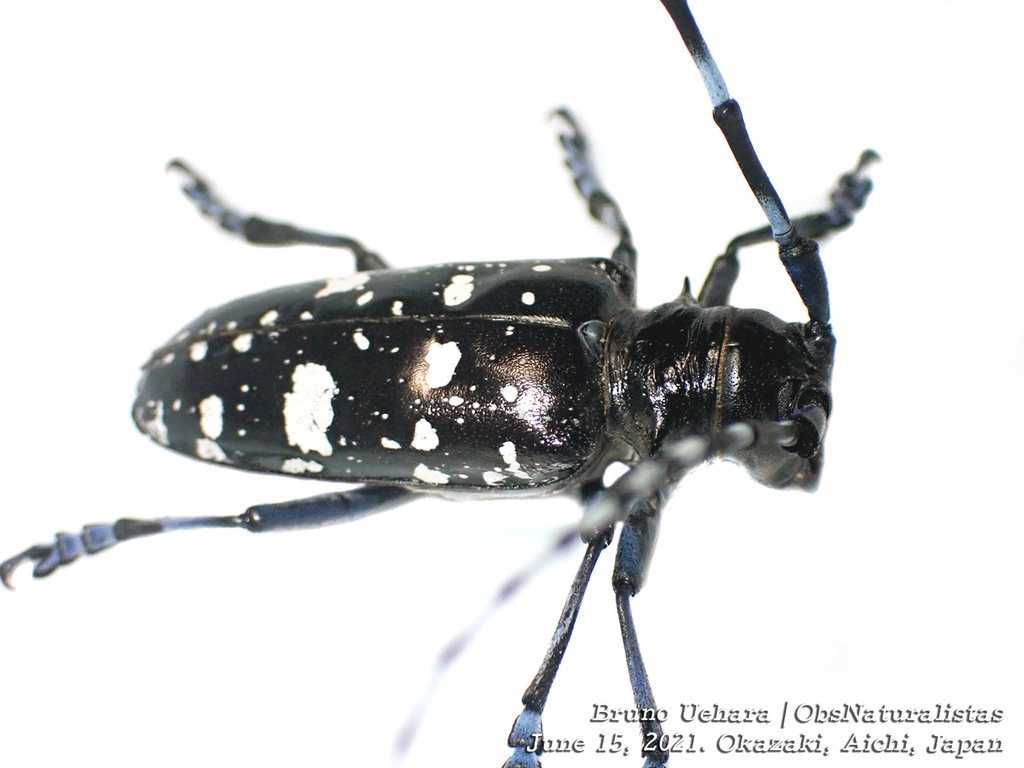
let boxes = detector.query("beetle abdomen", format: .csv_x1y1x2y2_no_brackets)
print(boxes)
134,259,634,491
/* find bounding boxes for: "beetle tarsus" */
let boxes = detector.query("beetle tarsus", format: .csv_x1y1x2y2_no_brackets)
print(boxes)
504,708,543,768
1,546,54,587
1,539,85,587
552,108,637,272
0,520,157,587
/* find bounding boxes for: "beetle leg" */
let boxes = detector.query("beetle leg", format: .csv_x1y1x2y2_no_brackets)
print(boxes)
551,109,637,273
165,159,390,271
504,528,614,768
613,495,668,768
503,430,781,766
0,485,412,587
698,151,879,307
500,421,812,766
501,485,674,768
694,251,740,309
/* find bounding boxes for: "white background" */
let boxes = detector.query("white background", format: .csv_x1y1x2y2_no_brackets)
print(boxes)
2,1,1021,766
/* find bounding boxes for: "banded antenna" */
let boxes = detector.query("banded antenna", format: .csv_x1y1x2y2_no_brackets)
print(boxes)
659,0,831,324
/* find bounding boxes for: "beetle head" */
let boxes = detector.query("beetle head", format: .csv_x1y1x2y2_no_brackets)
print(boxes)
717,312,835,490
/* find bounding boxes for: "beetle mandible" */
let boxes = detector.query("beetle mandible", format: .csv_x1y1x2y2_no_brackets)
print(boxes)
2,2,876,766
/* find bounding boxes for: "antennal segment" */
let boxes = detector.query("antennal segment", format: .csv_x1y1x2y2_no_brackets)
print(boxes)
659,0,830,323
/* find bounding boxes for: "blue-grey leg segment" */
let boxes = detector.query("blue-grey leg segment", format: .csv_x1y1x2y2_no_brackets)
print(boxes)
616,580,667,768
698,151,879,307
238,486,412,531
504,528,614,768
1,485,413,587
551,109,638,273
166,159,390,271
613,495,668,767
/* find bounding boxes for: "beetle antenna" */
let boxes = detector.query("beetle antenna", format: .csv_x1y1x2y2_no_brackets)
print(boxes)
658,0,831,323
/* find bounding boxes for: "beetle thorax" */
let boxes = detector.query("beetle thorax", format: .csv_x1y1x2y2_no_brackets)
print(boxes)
607,302,823,462
607,303,726,456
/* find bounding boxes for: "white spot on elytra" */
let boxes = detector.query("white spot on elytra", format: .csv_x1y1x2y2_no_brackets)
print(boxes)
299,311,314,321
391,301,404,316
521,292,535,305
381,437,401,450
411,418,439,451
233,333,253,353
501,384,518,402
171,399,181,411
189,341,207,361
443,274,474,306
161,352,175,364
315,273,371,298
196,438,228,463
139,401,169,445
414,464,449,485
259,310,278,326
483,470,506,485
353,331,370,350
281,458,323,474
226,321,238,330
198,395,223,439
500,441,530,479
283,363,338,457
424,341,462,388
532,264,552,272
356,291,374,306
448,395,464,406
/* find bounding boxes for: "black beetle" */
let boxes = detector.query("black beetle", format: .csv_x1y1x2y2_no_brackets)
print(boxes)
3,2,880,766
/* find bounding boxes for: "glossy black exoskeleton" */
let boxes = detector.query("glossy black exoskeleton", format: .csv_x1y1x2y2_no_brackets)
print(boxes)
2,2,877,766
